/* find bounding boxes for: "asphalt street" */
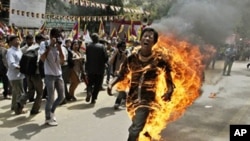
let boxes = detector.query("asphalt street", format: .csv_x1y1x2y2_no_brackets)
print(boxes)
0,60,250,141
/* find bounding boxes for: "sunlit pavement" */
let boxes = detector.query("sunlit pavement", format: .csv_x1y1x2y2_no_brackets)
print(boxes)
1,60,250,141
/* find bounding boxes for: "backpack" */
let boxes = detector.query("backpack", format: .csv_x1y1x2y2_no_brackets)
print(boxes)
19,48,39,75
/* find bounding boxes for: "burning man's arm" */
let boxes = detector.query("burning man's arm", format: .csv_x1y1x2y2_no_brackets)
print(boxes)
162,63,175,101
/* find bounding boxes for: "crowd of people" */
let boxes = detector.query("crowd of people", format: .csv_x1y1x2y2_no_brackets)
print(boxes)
0,27,140,123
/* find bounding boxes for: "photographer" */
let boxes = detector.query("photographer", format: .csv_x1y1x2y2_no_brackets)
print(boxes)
39,28,65,126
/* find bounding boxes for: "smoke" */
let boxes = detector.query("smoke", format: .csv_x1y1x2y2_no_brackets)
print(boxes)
152,0,249,46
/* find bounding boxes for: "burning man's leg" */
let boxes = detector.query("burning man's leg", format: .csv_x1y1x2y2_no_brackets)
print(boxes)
127,107,150,141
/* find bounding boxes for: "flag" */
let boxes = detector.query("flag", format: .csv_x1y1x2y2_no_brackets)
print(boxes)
9,25,16,35
39,21,46,34
83,30,92,43
83,23,87,35
35,21,46,35
131,23,137,37
137,25,144,41
126,20,137,42
68,17,80,40
0,22,6,35
16,29,23,41
126,25,131,42
118,24,124,33
0,28,5,35
110,27,117,38
98,19,105,37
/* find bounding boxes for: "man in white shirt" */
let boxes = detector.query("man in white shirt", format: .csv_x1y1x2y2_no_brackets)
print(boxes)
6,35,25,114
39,28,65,126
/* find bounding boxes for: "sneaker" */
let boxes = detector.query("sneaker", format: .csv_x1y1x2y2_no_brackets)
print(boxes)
71,96,77,101
50,112,56,121
86,94,91,102
15,103,24,115
90,99,96,104
59,99,67,105
114,104,119,110
30,110,40,115
45,119,58,126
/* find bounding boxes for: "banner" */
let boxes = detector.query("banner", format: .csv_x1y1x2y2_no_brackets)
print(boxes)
9,0,46,28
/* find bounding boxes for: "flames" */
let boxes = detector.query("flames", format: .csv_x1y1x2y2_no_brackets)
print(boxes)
139,35,204,141
115,35,205,141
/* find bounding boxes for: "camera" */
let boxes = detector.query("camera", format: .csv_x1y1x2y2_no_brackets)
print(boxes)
56,37,63,45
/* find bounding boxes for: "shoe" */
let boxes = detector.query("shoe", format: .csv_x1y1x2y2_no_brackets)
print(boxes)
66,96,72,101
30,110,40,115
86,94,91,102
3,95,11,100
50,112,56,121
60,99,67,105
114,104,119,110
29,98,35,103
15,103,24,115
71,96,77,101
45,119,58,126
90,100,96,104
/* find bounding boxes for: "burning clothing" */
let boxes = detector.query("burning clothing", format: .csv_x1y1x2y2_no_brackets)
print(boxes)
117,47,174,109
116,47,174,141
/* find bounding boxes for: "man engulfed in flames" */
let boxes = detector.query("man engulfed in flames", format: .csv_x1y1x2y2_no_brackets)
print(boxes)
108,27,204,141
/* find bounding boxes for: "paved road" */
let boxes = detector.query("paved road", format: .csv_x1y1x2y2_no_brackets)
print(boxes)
0,60,250,141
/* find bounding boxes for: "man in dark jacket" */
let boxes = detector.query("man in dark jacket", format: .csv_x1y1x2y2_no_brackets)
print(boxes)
85,33,108,104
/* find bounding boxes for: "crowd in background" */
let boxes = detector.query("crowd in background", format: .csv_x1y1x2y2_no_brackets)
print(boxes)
0,27,140,126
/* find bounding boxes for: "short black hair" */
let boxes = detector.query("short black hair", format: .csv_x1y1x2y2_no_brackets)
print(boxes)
8,35,18,43
65,39,72,44
35,34,45,42
50,28,61,38
117,41,126,48
25,34,33,40
91,33,99,43
140,27,158,44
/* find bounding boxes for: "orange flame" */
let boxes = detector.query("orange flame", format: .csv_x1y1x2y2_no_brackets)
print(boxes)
116,35,205,141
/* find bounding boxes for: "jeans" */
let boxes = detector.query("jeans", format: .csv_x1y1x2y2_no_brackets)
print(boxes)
128,107,150,141
44,75,65,120
115,91,126,105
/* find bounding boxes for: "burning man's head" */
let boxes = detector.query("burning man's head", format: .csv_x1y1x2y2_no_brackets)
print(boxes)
140,27,158,44
140,27,158,54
